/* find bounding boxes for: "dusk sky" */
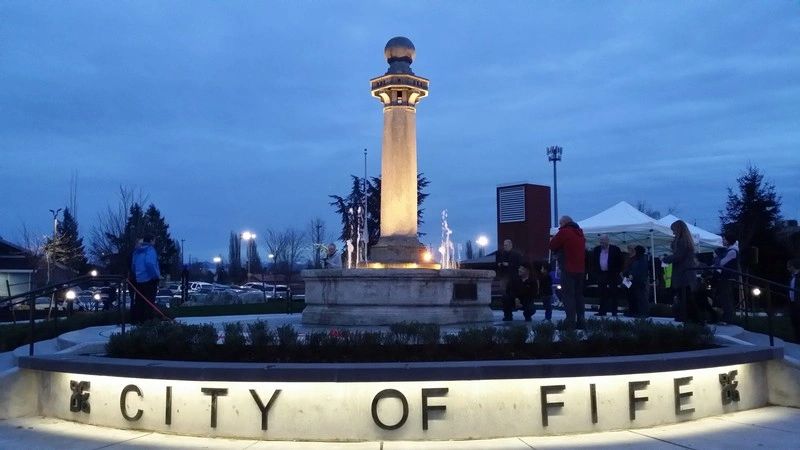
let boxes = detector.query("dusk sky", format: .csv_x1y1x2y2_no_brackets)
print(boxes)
1,1,798,263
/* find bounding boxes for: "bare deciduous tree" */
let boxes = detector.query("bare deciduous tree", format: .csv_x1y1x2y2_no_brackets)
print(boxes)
89,186,149,268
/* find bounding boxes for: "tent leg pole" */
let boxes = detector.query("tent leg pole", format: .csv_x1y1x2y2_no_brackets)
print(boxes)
650,231,657,305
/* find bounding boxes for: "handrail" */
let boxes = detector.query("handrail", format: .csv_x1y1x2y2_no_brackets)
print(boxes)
1,274,171,356
689,266,791,347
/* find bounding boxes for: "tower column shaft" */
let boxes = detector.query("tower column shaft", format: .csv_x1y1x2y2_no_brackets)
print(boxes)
380,106,418,238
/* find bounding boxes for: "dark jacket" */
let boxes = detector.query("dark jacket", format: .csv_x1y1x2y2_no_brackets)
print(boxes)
591,245,623,274
511,276,538,303
627,255,649,286
495,249,522,278
662,238,697,289
550,222,586,274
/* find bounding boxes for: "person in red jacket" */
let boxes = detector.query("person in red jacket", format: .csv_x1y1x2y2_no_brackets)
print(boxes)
550,215,587,329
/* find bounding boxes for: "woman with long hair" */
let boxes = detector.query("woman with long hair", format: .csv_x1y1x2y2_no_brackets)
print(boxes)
663,220,698,322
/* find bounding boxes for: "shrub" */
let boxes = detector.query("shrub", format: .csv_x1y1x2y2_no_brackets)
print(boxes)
531,321,556,345
247,320,275,347
105,319,716,363
276,324,299,348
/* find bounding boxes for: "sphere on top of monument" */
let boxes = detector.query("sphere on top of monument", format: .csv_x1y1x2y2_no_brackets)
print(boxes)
384,36,415,62
384,36,416,75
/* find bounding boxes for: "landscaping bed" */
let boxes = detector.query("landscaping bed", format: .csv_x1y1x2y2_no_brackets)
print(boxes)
106,319,715,363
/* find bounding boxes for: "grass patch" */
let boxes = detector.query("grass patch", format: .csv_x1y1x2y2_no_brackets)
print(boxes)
106,319,716,363
733,314,797,344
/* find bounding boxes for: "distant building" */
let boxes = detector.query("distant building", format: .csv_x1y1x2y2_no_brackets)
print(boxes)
0,238,78,299
0,239,36,297
496,183,552,262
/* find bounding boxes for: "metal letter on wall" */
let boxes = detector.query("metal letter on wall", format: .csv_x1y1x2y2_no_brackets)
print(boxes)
719,370,740,405
69,381,91,414
371,389,409,431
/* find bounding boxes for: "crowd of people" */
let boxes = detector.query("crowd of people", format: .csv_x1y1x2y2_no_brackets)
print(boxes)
498,215,799,335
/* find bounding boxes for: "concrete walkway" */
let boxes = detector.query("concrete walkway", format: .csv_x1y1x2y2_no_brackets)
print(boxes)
0,406,797,449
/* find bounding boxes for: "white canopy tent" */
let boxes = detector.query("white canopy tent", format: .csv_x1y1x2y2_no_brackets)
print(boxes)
549,202,726,305
656,214,723,251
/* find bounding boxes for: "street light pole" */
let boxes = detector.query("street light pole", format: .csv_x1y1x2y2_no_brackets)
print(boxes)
180,239,185,266
47,208,62,285
546,146,563,227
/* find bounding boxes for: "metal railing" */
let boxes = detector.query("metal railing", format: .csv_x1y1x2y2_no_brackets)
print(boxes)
0,275,170,356
690,266,793,347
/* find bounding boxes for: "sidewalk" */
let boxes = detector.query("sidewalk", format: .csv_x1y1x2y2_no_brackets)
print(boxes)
0,406,797,449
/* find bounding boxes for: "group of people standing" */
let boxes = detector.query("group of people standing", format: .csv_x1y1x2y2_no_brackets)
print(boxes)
496,239,554,322
502,215,758,330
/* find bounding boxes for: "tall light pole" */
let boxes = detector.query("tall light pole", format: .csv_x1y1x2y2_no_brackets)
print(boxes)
47,208,62,285
180,239,185,266
241,231,256,279
546,146,563,227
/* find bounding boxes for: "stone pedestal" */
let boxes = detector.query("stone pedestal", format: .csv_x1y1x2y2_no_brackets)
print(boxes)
301,268,495,326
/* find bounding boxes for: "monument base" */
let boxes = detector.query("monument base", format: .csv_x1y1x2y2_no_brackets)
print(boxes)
369,235,427,264
301,268,495,326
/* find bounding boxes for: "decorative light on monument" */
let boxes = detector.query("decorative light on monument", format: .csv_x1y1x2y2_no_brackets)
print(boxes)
423,250,433,262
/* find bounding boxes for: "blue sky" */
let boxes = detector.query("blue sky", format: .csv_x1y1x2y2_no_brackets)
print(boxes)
1,1,798,262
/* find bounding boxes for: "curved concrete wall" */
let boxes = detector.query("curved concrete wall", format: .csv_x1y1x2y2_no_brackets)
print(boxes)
13,346,781,441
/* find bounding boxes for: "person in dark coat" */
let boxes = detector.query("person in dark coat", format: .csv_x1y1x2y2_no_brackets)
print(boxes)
550,216,587,329
591,234,624,316
624,245,650,318
509,263,538,322
496,239,523,321
662,220,716,323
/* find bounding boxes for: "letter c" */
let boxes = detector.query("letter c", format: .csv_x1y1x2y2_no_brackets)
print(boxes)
120,384,143,421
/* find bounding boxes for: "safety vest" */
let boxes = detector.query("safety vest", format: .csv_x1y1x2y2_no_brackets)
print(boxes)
664,264,673,289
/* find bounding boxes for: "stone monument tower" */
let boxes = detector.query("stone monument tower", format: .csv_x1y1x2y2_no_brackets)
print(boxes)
369,37,430,265
301,37,494,326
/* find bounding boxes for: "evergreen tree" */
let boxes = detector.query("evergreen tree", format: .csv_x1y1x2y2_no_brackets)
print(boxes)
246,239,263,275
44,207,87,272
330,173,430,251
720,165,787,280
142,204,179,278
228,232,242,283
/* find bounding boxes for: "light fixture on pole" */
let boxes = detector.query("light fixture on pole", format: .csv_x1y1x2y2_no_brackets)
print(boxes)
476,235,489,257
241,231,256,278
546,145,563,228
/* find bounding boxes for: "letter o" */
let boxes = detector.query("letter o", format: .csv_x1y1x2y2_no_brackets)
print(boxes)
120,384,143,422
371,389,409,430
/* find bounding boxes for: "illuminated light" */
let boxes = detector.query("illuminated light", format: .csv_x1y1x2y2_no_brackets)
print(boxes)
93,293,101,301
423,251,433,262
212,257,222,264
752,287,761,297
242,231,254,240
555,284,562,290
89,269,99,277
476,235,489,248
65,290,76,300
437,246,445,255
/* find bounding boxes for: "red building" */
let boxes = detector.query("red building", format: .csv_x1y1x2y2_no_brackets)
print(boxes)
496,183,551,263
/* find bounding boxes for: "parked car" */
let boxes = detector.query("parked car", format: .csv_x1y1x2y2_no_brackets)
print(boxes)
241,282,289,300
13,297,63,311
155,289,173,309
